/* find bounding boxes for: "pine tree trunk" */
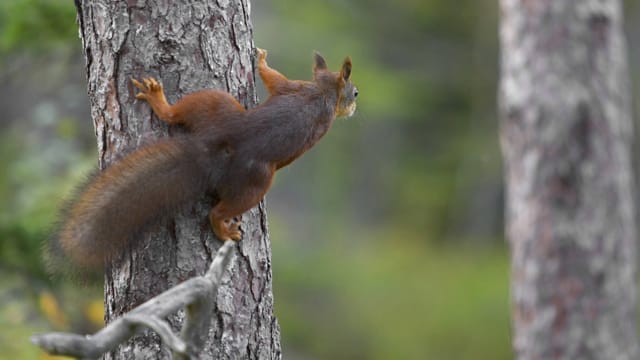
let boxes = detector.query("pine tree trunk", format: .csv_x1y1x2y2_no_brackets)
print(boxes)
75,1,281,358
499,1,638,358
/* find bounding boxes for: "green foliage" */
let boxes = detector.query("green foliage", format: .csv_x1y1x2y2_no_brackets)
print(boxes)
0,0,77,53
0,121,94,278
0,272,101,360
271,225,511,360
253,1,509,357
0,309,44,359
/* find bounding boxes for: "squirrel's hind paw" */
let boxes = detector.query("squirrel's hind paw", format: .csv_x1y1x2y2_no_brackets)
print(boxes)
213,218,243,242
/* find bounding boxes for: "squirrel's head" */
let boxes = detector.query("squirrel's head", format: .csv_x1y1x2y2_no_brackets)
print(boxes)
313,53,358,118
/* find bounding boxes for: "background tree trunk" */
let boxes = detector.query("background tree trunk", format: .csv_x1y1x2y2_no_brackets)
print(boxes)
75,1,281,358
499,1,638,358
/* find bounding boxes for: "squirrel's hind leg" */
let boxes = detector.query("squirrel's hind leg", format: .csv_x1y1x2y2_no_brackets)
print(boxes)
209,162,276,241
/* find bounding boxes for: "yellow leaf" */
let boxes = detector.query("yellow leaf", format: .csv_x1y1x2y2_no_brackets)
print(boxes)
39,290,68,329
39,351,75,360
84,299,104,327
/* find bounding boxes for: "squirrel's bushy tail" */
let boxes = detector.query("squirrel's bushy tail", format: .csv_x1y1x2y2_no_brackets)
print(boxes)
47,137,223,271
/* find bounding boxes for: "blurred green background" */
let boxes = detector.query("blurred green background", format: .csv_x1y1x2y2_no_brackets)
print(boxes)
1,1,640,359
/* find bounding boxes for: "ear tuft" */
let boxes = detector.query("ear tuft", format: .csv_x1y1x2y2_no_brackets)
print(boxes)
314,52,328,72
340,57,352,81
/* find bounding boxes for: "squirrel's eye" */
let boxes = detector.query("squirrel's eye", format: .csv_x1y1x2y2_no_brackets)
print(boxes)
354,89,359,98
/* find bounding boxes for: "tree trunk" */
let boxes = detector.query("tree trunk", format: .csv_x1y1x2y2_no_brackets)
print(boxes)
499,1,638,359
75,1,281,358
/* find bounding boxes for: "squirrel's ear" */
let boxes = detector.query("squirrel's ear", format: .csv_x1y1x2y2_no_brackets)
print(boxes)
314,52,328,72
340,57,352,81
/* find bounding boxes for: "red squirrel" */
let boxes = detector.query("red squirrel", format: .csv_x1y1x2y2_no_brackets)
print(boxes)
49,49,358,269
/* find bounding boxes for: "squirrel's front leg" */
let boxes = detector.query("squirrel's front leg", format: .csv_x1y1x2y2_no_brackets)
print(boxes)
256,48,292,95
131,77,180,125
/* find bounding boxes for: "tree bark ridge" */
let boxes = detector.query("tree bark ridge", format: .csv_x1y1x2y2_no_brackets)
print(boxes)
75,1,281,358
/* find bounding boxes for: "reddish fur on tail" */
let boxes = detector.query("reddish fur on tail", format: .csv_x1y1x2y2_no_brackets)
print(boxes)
49,137,228,269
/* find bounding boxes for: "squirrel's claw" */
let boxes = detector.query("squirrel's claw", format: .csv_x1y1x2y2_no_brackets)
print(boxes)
131,78,147,99
223,219,242,241
132,77,163,100
131,78,144,89
256,48,267,62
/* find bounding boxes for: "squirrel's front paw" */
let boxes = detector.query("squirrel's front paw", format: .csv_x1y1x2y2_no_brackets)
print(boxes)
131,77,163,100
256,48,267,62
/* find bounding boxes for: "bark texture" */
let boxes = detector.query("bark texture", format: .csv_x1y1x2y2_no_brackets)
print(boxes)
499,1,638,359
75,1,281,358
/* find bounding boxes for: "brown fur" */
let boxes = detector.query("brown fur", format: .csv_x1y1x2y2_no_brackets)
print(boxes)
51,48,357,269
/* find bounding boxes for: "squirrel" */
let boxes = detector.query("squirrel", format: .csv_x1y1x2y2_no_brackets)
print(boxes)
48,48,358,269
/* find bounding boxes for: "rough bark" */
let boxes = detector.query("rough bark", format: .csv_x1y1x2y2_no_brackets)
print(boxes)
499,1,638,359
75,1,281,359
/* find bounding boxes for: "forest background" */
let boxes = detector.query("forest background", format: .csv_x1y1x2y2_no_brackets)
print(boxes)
1,1,640,359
